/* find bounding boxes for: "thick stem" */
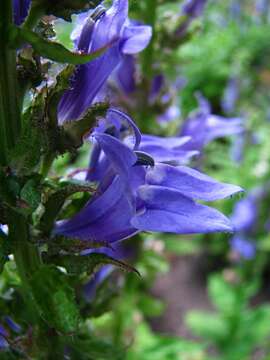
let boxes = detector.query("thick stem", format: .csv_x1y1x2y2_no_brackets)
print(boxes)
10,214,41,293
0,0,21,165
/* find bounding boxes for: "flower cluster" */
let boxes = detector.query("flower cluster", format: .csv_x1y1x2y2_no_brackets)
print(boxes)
51,0,243,254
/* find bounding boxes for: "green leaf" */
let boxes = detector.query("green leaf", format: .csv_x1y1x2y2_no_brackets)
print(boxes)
186,311,228,342
10,92,45,174
20,178,41,212
11,26,114,64
50,252,140,277
47,234,110,255
208,274,239,315
29,265,80,333
67,337,125,360
45,65,75,128
61,102,109,150
38,181,97,236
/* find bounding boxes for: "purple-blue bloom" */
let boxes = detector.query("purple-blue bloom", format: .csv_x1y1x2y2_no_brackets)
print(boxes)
222,78,240,114
56,108,242,246
139,134,198,164
182,0,207,18
180,94,243,152
57,0,152,123
230,235,256,260
0,325,8,350
12,0,31,25
229,188,265,259
175,0,207,38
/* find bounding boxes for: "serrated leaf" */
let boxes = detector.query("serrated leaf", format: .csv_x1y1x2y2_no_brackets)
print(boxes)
46,65,75,128
29,265,80,333
51,253,140,277
48,234,111,255
11,26,115,64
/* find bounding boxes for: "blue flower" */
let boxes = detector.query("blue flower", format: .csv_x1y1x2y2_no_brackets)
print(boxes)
12,0,31,25
175,0,207,37
180,94,243,152
222,78,240,114
230,235,256,260
229,187,266,260
181,0,208,18
55,109,242,246
57,0,152,123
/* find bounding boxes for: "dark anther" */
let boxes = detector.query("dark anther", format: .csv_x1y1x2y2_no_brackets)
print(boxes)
134,151,155,167
91,5,106,22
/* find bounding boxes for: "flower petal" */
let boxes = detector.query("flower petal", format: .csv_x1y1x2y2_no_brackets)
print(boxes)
121,25,152,54
132,186,233,234
146,164,243,201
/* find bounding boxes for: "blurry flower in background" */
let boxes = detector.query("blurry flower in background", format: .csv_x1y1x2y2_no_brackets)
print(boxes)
229,187,268,260
222,77,240,114
0,325,8,350
175,0,208,38
180,93,243,152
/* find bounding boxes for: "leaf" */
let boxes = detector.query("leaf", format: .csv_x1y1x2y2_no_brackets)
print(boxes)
29,265,80,333
20,178,42,212
185,311,228,342
60,102,109,150
47,234,110,255
67,337,125,360
50,253,140,277
208,274,242,315
38,181,97,236
10,92,45,174
11,26,115,64
45,65,75,128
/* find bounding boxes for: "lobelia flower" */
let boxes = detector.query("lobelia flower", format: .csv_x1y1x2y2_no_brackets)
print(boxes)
175,0,208,38
179,93,243,152
55,108,243,245
222,77,240,114
182,0,208,18
229,187,266,259
0,325,8,350
12,0,31,25
57,0,152,123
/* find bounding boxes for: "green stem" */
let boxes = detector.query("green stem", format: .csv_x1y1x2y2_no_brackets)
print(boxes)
40,153,55,178
0,0,21,165
11,214,41,292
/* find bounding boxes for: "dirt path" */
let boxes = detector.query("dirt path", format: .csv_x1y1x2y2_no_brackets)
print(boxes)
150,254,213,338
